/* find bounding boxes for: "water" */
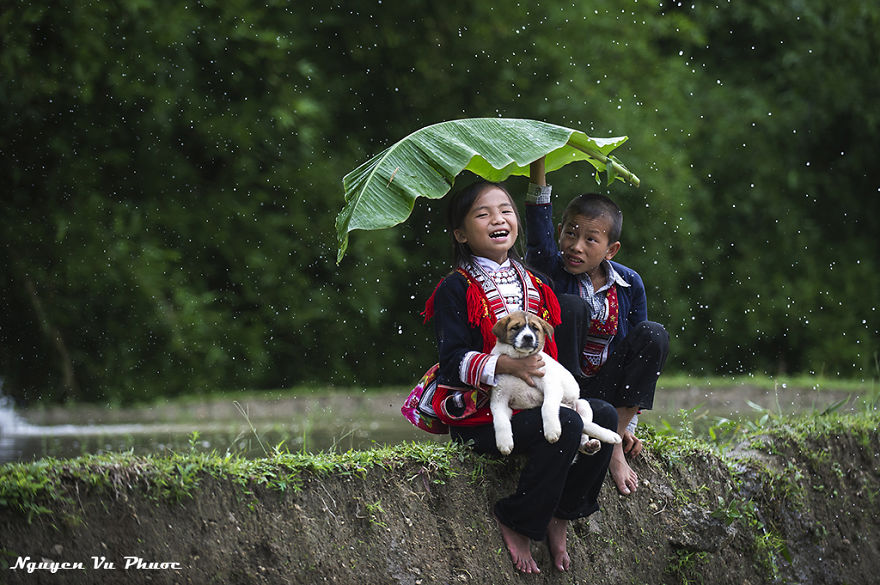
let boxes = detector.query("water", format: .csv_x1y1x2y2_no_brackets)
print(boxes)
0,391,442,464
0,393,31,462
0,384,868,464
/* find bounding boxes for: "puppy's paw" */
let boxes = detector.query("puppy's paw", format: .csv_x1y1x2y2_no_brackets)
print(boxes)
544,421,562,444
496,435,514,456
579,438,602,455
607,432,623,445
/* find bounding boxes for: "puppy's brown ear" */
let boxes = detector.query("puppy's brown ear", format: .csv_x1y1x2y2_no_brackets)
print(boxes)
538,316,554,339
492,316,510,338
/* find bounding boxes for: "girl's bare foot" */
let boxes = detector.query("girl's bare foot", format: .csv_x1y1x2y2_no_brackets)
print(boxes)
495,515,540,573
610,444,638,495
546,517,571,571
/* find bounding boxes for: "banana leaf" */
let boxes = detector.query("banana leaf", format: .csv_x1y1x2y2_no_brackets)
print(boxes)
335,118,639,263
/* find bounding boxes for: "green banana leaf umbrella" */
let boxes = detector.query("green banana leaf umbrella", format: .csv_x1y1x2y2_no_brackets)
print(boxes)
335,118,639,264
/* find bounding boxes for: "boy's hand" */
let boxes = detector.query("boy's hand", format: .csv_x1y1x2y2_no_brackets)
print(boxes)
497,354,545,387
529,156,546,186
622,430,643,459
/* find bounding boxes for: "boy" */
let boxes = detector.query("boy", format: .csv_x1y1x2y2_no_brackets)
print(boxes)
524,157,669,496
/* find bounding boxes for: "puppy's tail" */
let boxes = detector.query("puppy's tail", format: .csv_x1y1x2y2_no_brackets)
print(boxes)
583,423,622,445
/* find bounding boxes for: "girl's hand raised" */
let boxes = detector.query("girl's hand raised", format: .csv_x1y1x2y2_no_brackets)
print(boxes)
496,354,545,387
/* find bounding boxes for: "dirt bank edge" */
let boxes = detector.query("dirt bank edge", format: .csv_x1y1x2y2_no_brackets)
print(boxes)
1,413,878,585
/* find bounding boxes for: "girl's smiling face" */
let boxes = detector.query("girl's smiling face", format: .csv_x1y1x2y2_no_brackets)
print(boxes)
453,186,519,265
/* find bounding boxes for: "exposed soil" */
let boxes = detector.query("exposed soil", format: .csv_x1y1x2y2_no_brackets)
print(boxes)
1,419,878,585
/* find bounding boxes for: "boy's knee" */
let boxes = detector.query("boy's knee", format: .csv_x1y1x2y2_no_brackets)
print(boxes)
634,321,670,352
635,321,667,341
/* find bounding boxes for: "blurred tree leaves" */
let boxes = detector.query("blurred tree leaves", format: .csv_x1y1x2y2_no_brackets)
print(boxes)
1,0,877,404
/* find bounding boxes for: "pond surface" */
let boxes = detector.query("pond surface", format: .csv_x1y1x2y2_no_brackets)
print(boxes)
0,391,442,464
0,383,871,464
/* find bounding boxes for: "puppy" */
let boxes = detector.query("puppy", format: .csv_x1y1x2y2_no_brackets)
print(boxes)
489,311,622,455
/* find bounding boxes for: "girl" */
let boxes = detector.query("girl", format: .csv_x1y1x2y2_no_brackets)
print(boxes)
422,180,618,574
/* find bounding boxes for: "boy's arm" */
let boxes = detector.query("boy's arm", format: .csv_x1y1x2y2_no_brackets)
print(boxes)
629,270,649,324
525,157,557,271
530,157,546,187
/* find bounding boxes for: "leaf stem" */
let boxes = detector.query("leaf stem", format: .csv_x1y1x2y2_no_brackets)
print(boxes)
566,141,641,187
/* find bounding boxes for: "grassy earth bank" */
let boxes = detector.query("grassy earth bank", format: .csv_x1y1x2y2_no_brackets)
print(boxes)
1,412,878,585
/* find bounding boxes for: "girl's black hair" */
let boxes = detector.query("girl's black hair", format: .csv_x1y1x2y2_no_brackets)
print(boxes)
446,180,524,269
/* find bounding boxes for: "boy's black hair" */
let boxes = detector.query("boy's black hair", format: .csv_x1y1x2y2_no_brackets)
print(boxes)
561,193,623,243
446,180,524,269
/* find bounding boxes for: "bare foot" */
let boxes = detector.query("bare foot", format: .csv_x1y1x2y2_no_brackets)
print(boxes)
610,445,638,495
546,517,571,571
495,516,540,573
622,430,643,459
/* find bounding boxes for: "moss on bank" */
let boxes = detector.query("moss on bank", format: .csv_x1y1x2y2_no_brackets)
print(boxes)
0,440,475,522
1,411,878,584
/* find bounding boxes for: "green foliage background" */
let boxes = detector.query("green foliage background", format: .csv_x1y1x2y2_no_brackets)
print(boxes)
1,1,878,404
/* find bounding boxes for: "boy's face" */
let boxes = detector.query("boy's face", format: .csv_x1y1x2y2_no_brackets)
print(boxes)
556,213,620,276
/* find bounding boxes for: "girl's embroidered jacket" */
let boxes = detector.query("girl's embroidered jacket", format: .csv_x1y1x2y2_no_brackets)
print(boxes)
423,265,561,427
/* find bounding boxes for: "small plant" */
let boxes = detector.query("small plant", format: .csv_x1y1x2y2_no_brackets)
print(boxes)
233,400,269,456
754,525,790,580
665,549,709,585
710,495,791,581
710,496,749,526
188,430,201,451
364,500,387,528
353,497,387,528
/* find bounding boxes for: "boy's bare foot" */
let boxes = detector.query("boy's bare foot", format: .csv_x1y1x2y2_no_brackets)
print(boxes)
610,445,638,495
495,515,540,573
546,517,571,571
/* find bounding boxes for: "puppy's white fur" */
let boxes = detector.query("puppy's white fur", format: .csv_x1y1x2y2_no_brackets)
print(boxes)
489,311,622,455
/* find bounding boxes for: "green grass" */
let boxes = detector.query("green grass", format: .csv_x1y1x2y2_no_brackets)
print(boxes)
647,376,879,455
0,440,473,522
656,373,877,394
